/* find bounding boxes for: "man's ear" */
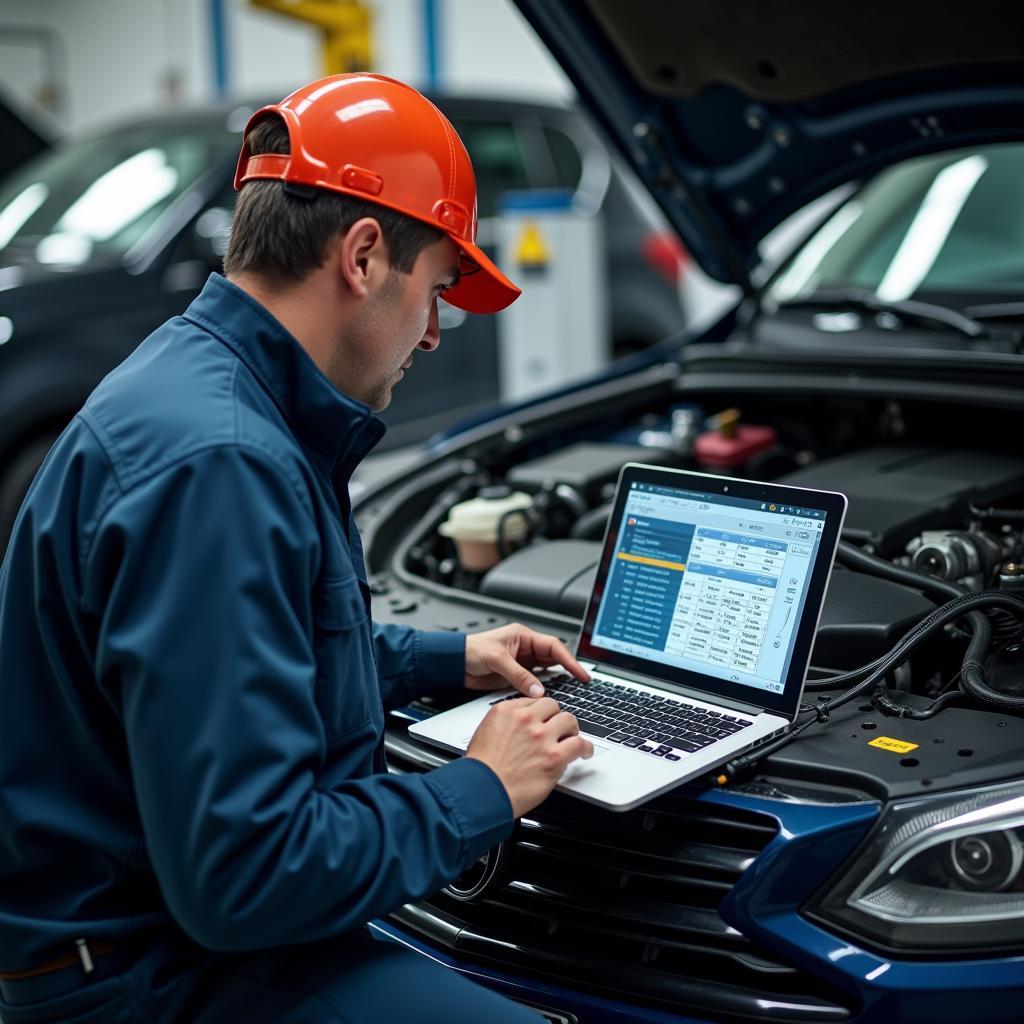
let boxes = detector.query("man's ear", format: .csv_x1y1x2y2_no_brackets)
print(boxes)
335,217,389,298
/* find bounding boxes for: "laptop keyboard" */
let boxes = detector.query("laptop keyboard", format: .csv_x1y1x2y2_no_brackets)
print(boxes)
494,673,752,761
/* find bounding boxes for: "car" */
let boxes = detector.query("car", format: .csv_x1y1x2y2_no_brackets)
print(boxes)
355,4,1024,1023
0,93,687,550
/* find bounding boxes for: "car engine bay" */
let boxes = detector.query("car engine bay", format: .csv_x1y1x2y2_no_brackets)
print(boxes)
355,345,1024,1018
358,349,1024,802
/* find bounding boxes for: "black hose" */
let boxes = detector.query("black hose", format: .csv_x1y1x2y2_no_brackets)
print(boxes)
716,591,1024,784
835,539,969,601
837,541,1004,704
569,502,613,541
969,501,1024,522
873,687,962,720
820,593,1017,712
804,541,989,691
834,592,1024,713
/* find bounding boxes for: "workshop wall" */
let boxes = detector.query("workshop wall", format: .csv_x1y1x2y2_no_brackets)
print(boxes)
0,0,572,135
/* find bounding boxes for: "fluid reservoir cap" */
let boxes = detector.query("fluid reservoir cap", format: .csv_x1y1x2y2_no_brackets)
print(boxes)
707,407,742,439
998,562,1024,590
478,484,513,500
439,490,533,542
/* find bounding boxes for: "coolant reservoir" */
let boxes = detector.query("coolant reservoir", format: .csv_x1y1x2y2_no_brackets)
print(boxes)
439,486,533,571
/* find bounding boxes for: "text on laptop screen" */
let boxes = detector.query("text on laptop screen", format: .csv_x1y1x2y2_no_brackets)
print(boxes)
590,483,829,696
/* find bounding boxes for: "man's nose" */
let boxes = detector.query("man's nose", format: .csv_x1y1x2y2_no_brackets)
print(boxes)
418,299,441,351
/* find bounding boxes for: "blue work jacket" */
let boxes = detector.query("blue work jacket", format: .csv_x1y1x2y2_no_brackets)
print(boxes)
0,273,512,971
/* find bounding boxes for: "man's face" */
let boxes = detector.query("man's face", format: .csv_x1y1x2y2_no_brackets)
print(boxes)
337,235,462,412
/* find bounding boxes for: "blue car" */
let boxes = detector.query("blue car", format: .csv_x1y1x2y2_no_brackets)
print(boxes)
358,3,1024,1021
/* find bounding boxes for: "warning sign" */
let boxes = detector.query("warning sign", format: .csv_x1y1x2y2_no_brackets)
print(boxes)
869,736,920,754
515,221,551,269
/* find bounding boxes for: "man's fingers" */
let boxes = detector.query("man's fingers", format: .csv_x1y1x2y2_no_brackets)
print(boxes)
561,733,595,761
529,696,563,720
488,695,559,722
551,709,581,738
490,648,546,697
533,632,591,683
550,713,595,760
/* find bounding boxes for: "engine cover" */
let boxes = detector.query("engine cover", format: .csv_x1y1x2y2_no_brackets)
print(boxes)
780,447,1024,555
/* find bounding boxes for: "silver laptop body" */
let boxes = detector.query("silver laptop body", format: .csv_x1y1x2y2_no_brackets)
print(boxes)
411,464,847,810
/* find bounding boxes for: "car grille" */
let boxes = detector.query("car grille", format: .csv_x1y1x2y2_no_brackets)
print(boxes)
386,717,856,1023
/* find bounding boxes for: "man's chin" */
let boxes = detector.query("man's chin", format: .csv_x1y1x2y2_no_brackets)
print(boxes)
369,385,394,413
368,367,408,411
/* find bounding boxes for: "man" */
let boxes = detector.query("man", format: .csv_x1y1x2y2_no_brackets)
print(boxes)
0,74,593,1022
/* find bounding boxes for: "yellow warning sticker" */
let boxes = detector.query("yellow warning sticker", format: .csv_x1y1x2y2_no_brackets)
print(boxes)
869,736,920,754
516,221,551,268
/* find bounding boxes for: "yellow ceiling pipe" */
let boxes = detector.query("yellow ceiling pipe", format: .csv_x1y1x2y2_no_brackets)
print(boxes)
249,0,373,74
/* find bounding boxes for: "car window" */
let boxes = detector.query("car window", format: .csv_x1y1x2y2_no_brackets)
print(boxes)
449,119,530,219
0,121,234,269
542,125,583,189
770,143,1024,303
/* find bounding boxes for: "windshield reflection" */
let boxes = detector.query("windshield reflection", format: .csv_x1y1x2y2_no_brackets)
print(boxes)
769,143,1024,308
0,121,236,268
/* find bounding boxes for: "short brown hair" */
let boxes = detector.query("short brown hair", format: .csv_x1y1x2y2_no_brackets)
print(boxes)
223,115,444,283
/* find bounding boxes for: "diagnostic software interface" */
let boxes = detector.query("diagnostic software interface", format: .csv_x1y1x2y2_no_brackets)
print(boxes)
591,481,828,695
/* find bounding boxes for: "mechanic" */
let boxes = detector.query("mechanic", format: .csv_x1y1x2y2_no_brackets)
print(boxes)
0,73,594,1023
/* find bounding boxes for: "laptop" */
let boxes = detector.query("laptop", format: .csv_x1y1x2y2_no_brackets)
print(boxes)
410,463,847,810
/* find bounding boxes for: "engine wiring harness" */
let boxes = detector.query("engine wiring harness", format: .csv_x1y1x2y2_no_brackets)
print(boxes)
714,547,1024,785
393,455,1024,787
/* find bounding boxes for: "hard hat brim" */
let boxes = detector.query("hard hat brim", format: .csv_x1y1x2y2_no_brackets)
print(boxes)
443,238,522,315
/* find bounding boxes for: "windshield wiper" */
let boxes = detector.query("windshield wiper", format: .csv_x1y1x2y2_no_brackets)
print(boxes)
962,301,1024,322
775,287,988,339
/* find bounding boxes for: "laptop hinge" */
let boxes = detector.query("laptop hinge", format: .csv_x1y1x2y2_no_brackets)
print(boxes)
582,662,767,717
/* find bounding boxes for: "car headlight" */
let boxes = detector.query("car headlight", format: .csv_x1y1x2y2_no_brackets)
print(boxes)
807,780,1024,954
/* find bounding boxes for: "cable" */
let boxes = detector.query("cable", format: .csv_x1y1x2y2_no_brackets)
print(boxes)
873,687,962,720
969,501,1024,523
714,590,1024,784
824,592,1021,713
804,653,887,691
803,540,980,692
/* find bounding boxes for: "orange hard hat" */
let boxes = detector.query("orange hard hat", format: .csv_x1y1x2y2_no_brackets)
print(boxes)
234,74,521,315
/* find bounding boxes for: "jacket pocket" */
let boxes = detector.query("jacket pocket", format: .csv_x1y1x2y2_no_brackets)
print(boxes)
312,575,379,744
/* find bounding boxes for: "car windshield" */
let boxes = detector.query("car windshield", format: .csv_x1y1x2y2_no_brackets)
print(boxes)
0,120,234,269
768,143,1024,312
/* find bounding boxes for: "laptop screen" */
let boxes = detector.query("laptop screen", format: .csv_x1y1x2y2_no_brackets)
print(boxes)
578,464,847,717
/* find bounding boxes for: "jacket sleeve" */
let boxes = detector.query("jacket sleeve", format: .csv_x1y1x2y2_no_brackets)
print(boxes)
372,623,466,710
83,445,512,952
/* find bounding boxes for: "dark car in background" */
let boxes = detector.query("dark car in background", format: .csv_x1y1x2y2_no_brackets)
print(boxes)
351,2,1024,1022
0,93,687,548
0,87,53,183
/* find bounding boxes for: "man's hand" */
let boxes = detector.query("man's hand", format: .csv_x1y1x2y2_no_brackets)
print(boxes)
466,697,594,817
464,623,590,698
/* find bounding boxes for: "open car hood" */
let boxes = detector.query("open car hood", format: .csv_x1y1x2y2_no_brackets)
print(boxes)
513,0,1024,288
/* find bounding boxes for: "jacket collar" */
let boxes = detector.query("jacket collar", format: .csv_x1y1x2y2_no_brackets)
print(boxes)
183,274,386,477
